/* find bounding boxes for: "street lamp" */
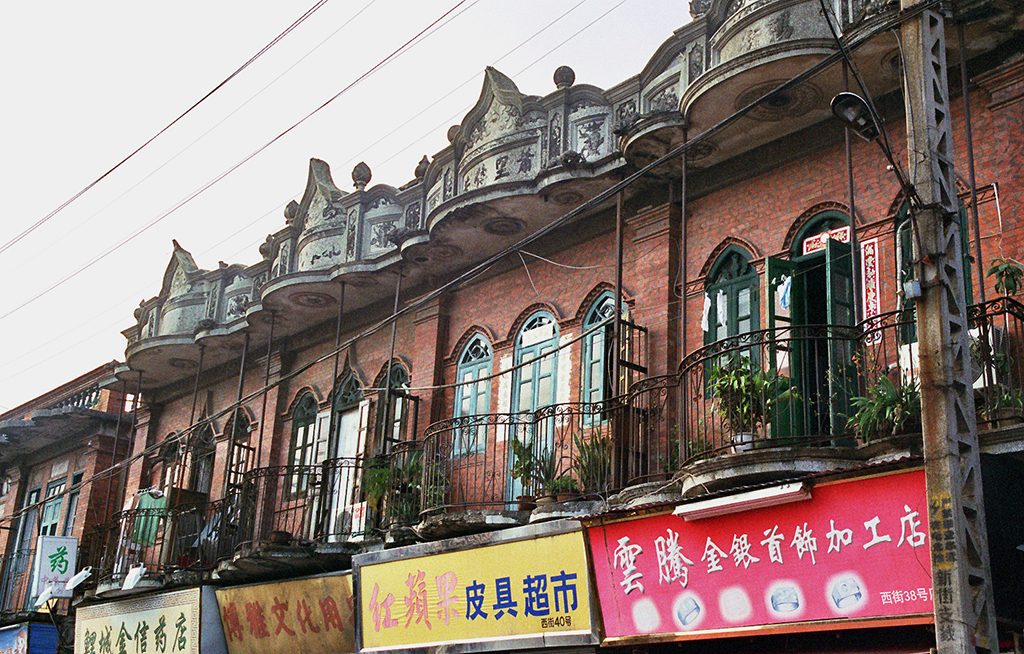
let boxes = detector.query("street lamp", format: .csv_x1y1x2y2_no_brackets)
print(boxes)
830,92,881,142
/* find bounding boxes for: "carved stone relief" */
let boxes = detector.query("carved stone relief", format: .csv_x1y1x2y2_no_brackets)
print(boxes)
345,210,358,260
272,242,291,277
227,294,249,320
369,197,394,210
405,203,421,230
688,45,704,84
465,100,522,151
578,119,606,161
549,115,562,158
369,221,397,251
615,100,639,132
648,86,679,113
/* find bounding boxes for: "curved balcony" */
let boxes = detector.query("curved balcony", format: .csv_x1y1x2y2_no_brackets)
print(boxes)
89,500,225,597
418,399,664,538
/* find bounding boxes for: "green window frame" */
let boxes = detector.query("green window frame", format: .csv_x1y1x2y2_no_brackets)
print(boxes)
39,479,66,537
704,247,760,346
453,335,492,455
288,393,321,497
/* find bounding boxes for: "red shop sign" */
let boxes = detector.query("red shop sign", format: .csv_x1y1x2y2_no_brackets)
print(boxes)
587,469,932,641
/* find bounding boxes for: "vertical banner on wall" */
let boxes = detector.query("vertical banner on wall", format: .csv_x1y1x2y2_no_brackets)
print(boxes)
861,238,881,343
586,470,932,643
32,536,77,599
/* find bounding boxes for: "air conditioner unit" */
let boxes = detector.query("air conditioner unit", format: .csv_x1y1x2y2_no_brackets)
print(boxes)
896,326,1004,390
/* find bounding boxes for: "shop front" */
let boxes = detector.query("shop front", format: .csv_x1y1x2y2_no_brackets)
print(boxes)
73,587,225,654
585,468,938,653
354,520,599,653
214,572,355,654
0,623,57,654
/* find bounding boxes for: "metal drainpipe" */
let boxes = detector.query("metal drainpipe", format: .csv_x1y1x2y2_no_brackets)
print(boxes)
843,63,863,324
612,190,624,397
222,331,250,499
382,265,404,454
679,129,689,469
117,371,142,512
102,379,127,523
180,344,206,490
255,312,276,471
325,282,347,461
958,21,985,303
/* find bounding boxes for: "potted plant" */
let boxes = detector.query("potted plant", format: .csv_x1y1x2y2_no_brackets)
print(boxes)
980,387,1024,429
706,355,799,451
545,475,580,502
988,257,1024,296
362,455,391,512
533,447,558,506
573,428,612,497
847,376,922,441
509,437,537,511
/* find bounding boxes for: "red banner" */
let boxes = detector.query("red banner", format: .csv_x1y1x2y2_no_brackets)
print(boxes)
587,470,932,641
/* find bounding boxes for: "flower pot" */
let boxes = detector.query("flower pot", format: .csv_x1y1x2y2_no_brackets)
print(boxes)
985,407,1024,430
536,495,555,507
730,433,756,453
555,491,581,503
517,495,537,511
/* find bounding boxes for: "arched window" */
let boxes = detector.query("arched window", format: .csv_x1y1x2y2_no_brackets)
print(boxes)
512,312,560,415
581,293,620,406
288,393,323,497
377,365,411,455
224,410,253,492
705,247,759,345
895,202,973,344
333,372,365,460
188,423,216,496
453,335,492,454
160,438,180,492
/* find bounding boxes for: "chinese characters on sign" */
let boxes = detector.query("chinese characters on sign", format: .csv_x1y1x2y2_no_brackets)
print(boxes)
588,470,932,640
215,573,355,654
861,238,882,344
33,535,78,599
357,531,593,651
74,588,202,654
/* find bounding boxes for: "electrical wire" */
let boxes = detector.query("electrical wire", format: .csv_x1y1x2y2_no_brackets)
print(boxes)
26,2,381,259
0,0,475,322
0,0,624,370
0,0,332,257
0,0,942,528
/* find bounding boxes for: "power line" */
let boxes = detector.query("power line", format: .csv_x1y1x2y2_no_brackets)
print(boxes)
0,0,475,322
27,2,381,261
0,0,333,257
0,2,941,529
0,1,611,372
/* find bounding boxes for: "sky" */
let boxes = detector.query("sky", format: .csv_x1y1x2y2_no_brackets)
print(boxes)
0,0,687,411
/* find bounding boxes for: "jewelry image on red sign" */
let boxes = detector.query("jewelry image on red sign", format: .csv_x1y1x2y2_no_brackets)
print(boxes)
586,470,931,641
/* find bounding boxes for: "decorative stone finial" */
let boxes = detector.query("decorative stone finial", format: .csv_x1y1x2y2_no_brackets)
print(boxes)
283,200,299,223
259,236,273,257
352,161,372,190
447,125,461,143
415,155,430,179
553,65,576,89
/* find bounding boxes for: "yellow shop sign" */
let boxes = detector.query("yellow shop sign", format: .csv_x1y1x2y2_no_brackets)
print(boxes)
356,527,595,651
74,588,214,654
215,572,355,654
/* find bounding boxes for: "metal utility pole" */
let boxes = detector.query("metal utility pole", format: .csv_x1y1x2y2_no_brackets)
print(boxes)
900,4,998,652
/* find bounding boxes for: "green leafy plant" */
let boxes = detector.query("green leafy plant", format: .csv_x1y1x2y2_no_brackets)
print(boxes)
544,475,580,496
533,447,557,494
707,355,800,435
509,437,536,494
988,257,1024,296
362,456,391,509
847,376,922,441
573,428,612,495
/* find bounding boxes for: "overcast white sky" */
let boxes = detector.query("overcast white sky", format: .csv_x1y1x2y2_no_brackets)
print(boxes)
0,0,686,411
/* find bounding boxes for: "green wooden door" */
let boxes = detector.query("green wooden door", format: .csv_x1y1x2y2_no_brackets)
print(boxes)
825,239,856,437
766,256,804,437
